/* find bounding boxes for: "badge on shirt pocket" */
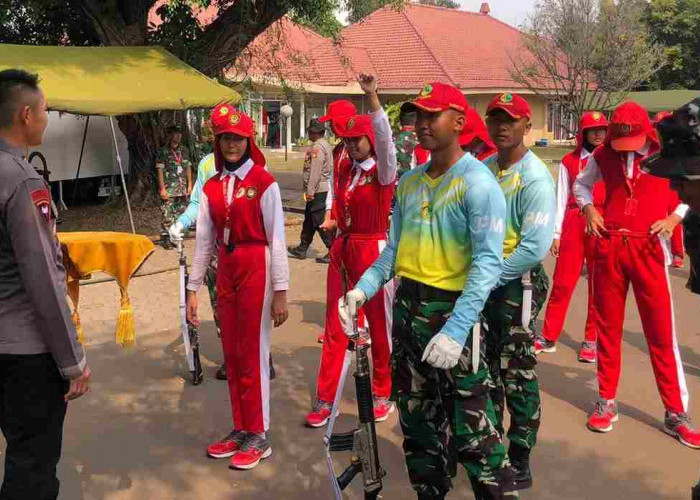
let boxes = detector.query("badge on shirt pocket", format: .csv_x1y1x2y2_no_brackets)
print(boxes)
245,187,257,199
31,188,51,223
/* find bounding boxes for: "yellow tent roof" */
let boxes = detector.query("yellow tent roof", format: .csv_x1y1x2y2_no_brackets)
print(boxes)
0,44,240,115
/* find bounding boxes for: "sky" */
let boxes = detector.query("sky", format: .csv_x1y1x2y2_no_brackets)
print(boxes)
336,0,538,28
457,0,537,28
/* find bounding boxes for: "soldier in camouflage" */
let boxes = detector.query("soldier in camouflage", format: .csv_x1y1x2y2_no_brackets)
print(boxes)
395,105,429,177
344,82,517,499
156,125,192,247
483,93,555,490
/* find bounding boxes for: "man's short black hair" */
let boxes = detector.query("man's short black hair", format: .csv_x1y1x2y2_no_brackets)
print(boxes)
400,110,417,126
0,69,41,128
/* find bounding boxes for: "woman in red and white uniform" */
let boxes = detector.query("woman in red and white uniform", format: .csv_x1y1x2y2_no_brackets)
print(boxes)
459,107,497,162
186,104,289,469
305,74,397,427
536,111,607,362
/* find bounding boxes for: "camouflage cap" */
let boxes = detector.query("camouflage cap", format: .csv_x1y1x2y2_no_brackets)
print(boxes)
642,97,700,180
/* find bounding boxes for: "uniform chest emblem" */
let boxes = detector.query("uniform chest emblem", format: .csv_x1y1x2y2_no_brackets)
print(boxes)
359,174,374,186
235,186,246,199
420,201,431,219
245,186,258,199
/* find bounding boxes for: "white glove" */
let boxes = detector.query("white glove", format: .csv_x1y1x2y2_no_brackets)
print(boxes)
421,333,463,370
169,221,185,243
337,289,367,337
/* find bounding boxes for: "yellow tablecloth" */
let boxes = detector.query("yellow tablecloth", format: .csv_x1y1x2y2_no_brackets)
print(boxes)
58,232,155,346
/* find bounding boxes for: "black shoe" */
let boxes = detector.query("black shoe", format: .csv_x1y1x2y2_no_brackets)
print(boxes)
269,355,276,380
215,364,227,380
509,443,533,490
287,245,308,260
161,234,173,250
315,252,330,264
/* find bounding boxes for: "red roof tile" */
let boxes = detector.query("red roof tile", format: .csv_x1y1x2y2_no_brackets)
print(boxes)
341,3,531,91
231,4,541,92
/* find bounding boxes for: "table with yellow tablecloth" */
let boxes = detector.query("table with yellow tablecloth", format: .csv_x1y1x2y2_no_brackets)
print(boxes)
58,232,155,346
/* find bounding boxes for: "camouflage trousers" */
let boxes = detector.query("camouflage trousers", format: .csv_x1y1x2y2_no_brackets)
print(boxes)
482,264,548,450
160,196,188,233
392,280,516,498
204,258,221,337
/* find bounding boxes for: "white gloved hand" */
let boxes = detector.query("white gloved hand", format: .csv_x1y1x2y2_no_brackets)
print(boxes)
169,221,185,243
421,333,463,370
337,289,367,337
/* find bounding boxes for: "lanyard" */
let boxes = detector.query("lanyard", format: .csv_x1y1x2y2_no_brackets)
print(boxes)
222,173,237,246
172,147,182,165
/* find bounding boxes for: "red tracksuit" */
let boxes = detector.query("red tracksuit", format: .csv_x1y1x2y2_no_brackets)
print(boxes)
575,144,689,413
542,149,605,343
670,191,685,257
316,113,397,404
191,160,289,433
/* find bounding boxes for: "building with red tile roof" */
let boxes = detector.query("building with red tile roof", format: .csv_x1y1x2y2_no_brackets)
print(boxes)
227,2,562,147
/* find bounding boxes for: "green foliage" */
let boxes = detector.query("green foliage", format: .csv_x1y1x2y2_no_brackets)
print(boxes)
645,0,700,90
0,0,99,45
384,102,404,132
294,4,344,37
418,0,459,8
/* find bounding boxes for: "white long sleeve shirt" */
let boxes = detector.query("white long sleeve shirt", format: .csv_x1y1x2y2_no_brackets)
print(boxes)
554,148,592,238
187,159,289,292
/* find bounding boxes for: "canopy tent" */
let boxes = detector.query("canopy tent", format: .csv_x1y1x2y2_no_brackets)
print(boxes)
0,44,240,232
606,90,700,114
0,44,239,115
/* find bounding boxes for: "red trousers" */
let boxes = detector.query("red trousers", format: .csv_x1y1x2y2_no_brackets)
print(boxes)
542,207,598,342
217,244,272,434
594,232,688,413
316,234,394,403
671,224,685,256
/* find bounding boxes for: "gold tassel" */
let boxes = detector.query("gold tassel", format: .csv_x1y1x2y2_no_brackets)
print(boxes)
116,291,135,347
71,310,86,344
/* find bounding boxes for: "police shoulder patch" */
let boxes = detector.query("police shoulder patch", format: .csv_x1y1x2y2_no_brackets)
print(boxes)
30,188,51,223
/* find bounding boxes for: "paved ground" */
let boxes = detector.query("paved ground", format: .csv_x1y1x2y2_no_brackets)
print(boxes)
5,158,699,499
1,226,698,500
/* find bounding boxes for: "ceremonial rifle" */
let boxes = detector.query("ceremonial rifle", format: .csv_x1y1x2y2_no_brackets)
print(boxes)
178,240,203,385
324,258,385,499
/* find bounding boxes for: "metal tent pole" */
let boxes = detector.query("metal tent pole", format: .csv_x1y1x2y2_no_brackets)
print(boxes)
109,116,136,234
71,116,90,204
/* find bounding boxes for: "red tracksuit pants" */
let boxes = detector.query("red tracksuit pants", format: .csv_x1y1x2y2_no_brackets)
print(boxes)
542,207,598,342
217,244,272,434
316,234,394,403
594,232,688,413
671,224,685,256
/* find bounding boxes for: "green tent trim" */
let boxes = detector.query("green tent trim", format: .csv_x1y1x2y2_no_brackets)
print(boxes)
0,44,240,115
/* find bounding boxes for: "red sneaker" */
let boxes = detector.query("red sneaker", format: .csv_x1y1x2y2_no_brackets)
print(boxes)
229,435,272,470
206,429,247,458
373,399,395,423
577,341,596,364
587,399,618,433
534,335,556,354
664,412,700,449
672,255,684,268
305,401,333,428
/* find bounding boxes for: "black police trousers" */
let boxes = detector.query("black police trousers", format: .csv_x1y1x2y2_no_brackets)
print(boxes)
0,353,69,500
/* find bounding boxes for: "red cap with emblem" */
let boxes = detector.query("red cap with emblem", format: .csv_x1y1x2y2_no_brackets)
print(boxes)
607,101,657,152
486,93,532,120
210,103,265,170
575,111,608,148
319,100,357,135
403,82,469,114
333,114,376,151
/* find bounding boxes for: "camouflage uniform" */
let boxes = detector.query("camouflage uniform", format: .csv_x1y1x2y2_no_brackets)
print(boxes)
395,127,420,178
482,264,548,450
393,282,516,499
156,145,191,234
